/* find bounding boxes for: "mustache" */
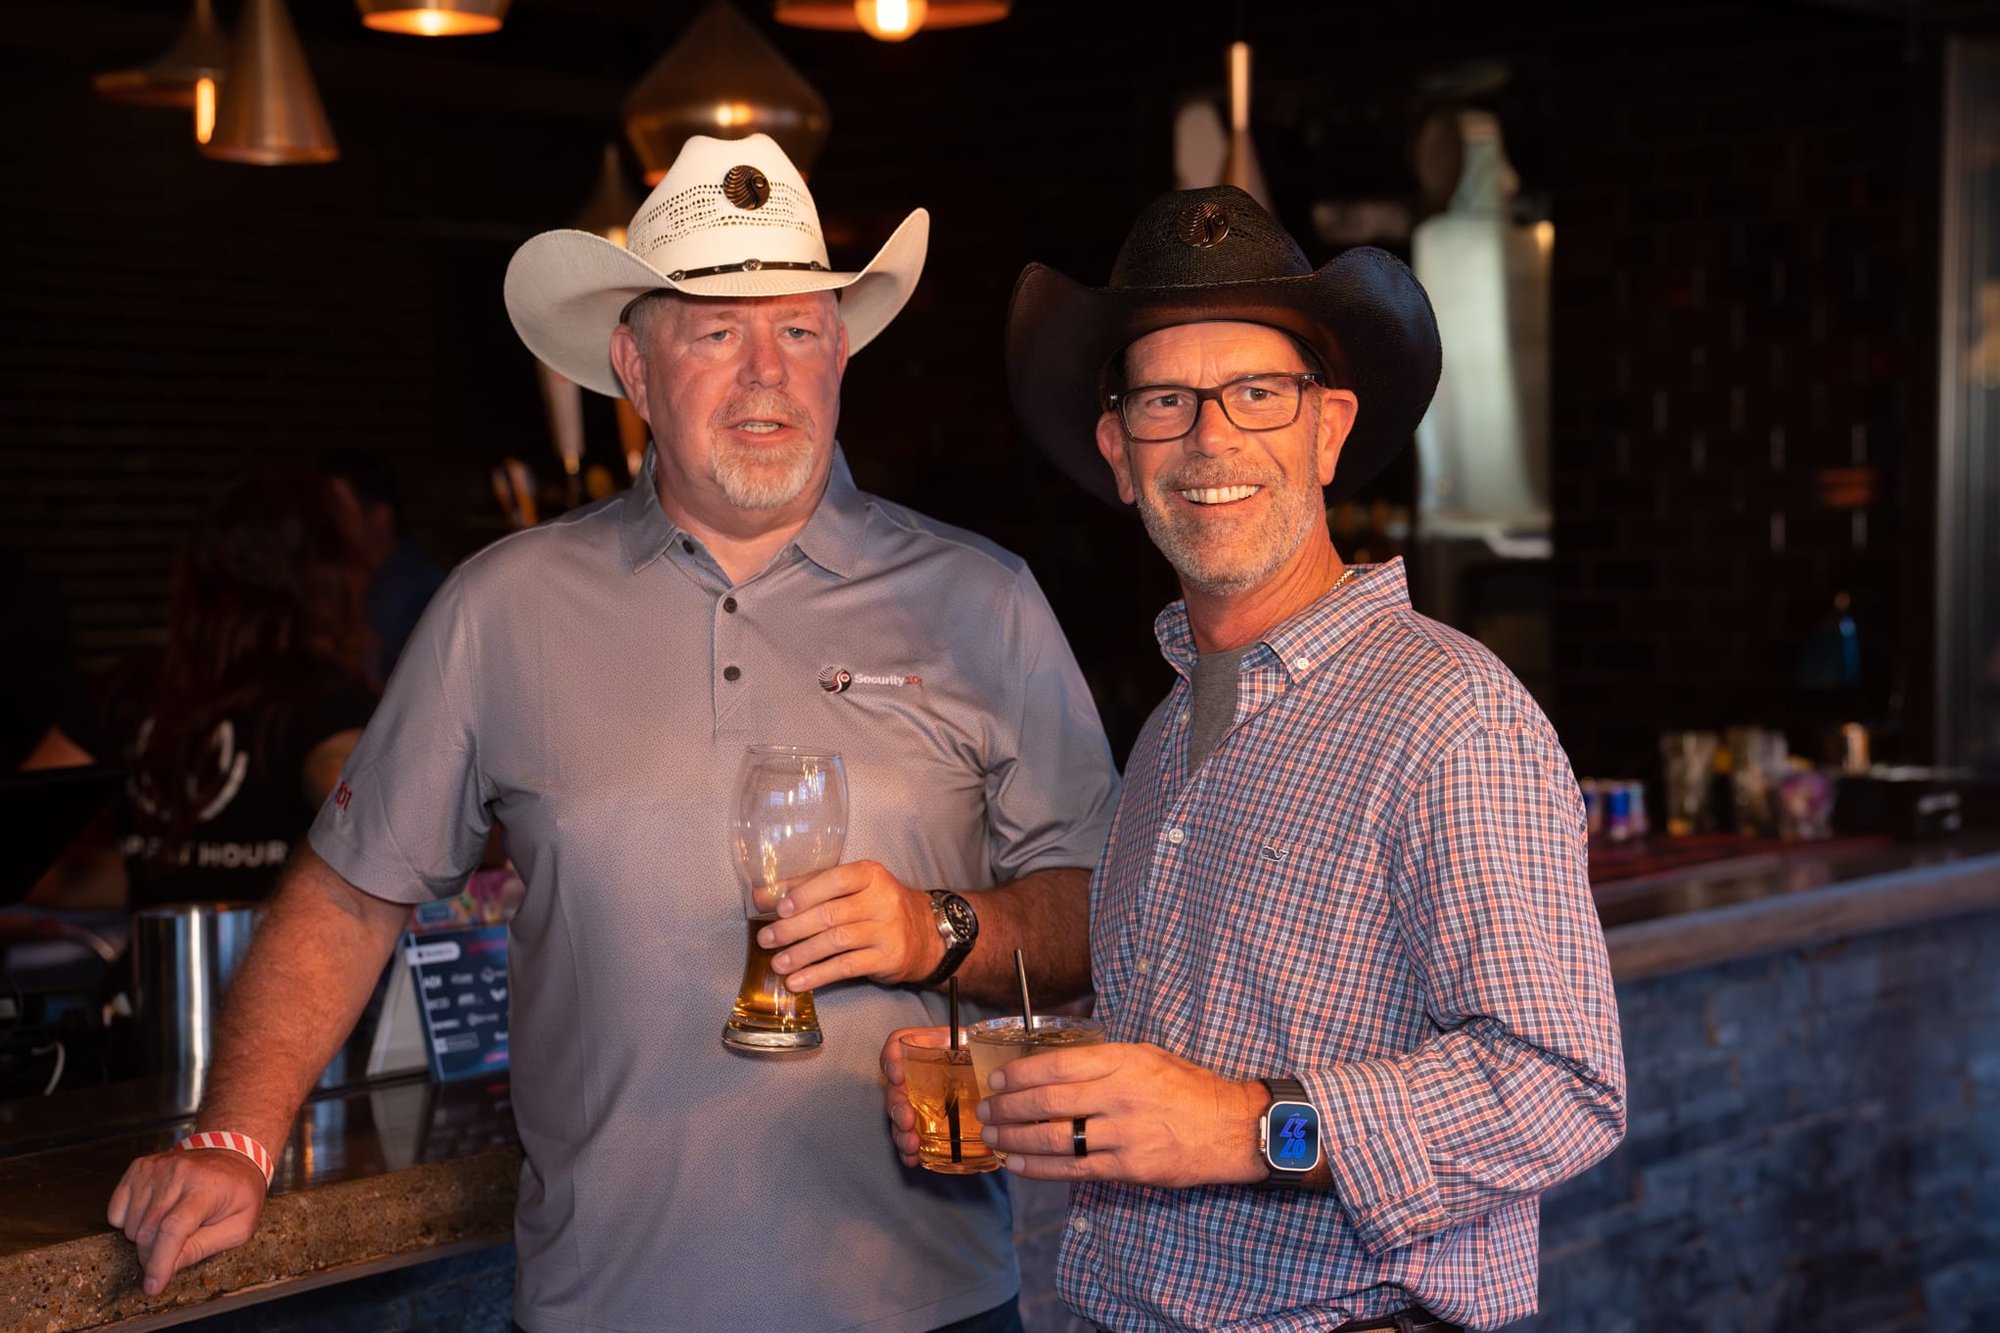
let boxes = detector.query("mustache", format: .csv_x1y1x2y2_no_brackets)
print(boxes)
715,391,811,432
1155,462,1279,492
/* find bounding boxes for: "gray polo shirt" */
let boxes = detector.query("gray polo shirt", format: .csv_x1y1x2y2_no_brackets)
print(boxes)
310,448,1119,1333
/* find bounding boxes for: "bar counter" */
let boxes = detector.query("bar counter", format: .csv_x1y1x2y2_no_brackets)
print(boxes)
0,1074,520,1331
4,831,1997,1332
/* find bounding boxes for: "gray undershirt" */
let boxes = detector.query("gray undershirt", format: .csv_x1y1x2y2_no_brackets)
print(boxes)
1188,644,1252,772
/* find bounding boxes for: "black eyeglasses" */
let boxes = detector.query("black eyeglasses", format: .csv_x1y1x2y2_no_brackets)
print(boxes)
1106,371,1322,442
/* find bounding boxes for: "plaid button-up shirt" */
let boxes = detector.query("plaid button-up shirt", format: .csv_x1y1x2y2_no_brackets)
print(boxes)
1058,560,1626,1332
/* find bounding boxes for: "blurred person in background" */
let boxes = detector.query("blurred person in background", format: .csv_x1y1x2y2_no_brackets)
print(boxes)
22,471,377,910
318,446,444,679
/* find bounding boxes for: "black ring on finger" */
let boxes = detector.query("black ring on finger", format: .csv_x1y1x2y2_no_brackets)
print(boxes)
1072,1116,1088,1158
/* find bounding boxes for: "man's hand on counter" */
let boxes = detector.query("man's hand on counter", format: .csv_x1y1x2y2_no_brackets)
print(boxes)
107,1147,268,1295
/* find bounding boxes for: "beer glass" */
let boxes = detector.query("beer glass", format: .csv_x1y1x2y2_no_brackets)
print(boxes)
722,745,847,1052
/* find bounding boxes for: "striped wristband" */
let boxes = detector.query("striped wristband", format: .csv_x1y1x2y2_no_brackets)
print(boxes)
173,1131,274,1187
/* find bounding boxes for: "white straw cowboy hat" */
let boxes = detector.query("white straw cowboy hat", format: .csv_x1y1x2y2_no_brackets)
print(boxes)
504,132,929,397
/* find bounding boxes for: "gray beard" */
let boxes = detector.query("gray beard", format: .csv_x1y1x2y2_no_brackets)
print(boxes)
1132,472,1324,598
710,435,817,510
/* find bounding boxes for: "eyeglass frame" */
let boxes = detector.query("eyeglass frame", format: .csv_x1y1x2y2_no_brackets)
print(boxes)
1104,371,1325,442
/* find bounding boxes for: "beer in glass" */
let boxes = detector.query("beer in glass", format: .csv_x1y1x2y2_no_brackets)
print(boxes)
723,745,846,1052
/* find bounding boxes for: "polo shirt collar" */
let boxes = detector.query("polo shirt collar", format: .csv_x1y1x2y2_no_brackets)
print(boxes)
618,442,867,580
1154,557,1413,682
791,446,866,580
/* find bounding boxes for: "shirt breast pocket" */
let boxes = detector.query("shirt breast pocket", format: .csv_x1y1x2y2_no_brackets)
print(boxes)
1217,827,1345,925
1197,827,1395,1063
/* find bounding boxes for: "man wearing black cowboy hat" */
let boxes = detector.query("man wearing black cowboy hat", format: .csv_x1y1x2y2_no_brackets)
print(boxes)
108,134,1118,1333
958,187,1627,1331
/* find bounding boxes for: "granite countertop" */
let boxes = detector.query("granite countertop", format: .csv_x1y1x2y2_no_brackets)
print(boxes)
0,1074,519,1332
1593,829,2000,980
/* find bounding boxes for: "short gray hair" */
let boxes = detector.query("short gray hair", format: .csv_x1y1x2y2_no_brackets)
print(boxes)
620,290,675,340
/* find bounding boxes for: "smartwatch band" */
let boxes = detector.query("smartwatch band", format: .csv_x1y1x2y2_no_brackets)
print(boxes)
1258,1076,1322,1187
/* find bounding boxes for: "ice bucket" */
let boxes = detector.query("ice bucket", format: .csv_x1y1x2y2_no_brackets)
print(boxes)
131,902,263,1111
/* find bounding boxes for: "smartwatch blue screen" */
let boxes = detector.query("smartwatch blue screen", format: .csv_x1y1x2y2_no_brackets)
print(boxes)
1268,1101,1321,1171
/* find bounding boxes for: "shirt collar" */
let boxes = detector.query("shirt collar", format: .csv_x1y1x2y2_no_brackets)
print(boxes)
619,442,867,579
1153,557,1413,682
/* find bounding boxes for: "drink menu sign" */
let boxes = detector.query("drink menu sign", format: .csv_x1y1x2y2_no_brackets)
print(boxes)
402,925,510,1083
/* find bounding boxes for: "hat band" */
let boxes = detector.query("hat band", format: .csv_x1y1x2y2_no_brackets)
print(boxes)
665,258,831,282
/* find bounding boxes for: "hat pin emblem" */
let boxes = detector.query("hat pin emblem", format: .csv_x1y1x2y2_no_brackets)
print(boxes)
1177,202,1231,248
723,165,771,210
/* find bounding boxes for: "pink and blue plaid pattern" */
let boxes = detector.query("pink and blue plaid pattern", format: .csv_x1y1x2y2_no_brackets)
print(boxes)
1059,561,1626,1332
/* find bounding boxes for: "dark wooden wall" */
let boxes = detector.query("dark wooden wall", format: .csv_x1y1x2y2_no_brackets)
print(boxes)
0,0,1952,774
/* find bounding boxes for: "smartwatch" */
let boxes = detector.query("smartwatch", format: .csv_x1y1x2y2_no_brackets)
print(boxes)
1258,1076,1323,1184
914,890,978,988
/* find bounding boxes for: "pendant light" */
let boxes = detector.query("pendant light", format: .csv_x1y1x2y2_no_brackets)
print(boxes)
93,0,230,129
566,142,651,482
573,143,643,248
1219,42,1272,211
624,1,829,186
355,0,510,37
201,0,339,165
772,0,1009,43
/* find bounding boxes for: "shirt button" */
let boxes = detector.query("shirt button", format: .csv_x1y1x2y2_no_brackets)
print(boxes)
1069,1215,1090,1235
681,539,694,554
1164,827,1184,845
1135,957,1150,975
1179,710,1189,726
723,665,741,682
1292,655,1312,671
722,596,738,613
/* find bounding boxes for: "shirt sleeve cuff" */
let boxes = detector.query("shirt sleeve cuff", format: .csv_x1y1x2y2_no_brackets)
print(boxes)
1304,1058,1451,1255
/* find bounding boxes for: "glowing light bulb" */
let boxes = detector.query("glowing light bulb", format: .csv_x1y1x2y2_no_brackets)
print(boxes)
193,76,216,144
854,0,927,41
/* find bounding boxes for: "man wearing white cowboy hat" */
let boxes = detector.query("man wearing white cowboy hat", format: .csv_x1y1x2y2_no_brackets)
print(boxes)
107,133,1118,1333
946,186,1626,1332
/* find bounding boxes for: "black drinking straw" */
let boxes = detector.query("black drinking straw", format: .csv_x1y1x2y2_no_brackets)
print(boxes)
945,976,963,1162
1014,948,1035,1032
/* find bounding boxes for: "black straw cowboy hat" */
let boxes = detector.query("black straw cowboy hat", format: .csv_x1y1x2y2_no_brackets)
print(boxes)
1005,185,1442,509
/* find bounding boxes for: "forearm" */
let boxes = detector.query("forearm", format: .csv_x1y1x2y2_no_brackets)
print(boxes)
1305,1018,1627,1252
947,866,1091,1008
197,849,410,1149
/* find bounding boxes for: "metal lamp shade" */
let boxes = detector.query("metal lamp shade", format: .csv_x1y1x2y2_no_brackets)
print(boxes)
573,142,642,247
355,0,510,37
623,1,829,186
92,0,230,109
202,0,339,165
772,0,1010,41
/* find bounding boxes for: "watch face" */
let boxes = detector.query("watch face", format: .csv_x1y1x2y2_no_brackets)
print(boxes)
940,894,977,943
1267,1101,1321,1172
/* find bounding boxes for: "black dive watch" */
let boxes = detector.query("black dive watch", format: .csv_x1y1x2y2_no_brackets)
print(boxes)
914,890,978,988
